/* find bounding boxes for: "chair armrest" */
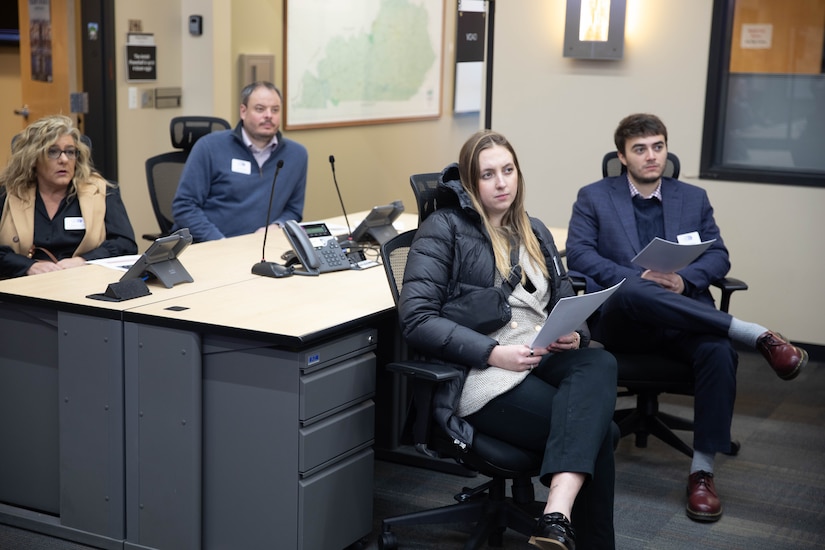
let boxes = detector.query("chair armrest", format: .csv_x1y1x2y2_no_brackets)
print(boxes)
385,360,463,382
572,273,747,313
712,276,749,313
570,274,586,294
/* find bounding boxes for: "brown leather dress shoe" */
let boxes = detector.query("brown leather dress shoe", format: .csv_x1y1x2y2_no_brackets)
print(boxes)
756,331,808,381
686,471,722,522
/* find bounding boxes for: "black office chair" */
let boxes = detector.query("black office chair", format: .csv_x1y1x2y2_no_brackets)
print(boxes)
573,152,747,457
408,172,458,225
605,278,747,456
377,228,544,550
143,116,230,241
602,150,681,179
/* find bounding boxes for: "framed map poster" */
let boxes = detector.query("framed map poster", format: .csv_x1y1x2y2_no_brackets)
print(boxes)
284,0,444,129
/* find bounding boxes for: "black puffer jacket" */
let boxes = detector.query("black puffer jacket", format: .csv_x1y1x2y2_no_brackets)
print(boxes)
398,163,588,449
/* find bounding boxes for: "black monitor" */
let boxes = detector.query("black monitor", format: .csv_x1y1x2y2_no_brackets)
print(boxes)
350,200,404,245
120,228,194,288
0,3,18,45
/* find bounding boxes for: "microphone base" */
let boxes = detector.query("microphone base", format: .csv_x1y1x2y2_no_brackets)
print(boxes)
251,261,294,278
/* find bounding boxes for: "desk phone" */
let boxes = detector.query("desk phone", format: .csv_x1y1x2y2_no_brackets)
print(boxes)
283,220,350,275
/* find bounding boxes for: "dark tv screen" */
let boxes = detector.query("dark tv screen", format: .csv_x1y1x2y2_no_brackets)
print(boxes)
0,4,20,45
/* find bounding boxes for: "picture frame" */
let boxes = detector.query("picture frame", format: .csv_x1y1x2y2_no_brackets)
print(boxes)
284,0,444,129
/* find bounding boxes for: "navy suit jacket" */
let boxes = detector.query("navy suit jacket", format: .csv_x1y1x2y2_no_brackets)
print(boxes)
566,176,731,306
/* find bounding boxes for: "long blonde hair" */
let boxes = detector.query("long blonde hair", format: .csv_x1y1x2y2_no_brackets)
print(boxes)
457,130,548,280
1,114,98,201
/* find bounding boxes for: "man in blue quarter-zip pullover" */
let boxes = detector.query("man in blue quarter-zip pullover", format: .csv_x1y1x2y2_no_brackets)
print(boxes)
172,81,308,242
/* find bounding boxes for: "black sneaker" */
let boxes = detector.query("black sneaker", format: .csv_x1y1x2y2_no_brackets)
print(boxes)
528,512,576,550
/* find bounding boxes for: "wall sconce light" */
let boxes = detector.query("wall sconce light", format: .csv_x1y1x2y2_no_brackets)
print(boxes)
563,0,626,60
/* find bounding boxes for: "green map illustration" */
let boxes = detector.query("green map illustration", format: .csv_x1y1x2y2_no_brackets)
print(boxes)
287,0,442,127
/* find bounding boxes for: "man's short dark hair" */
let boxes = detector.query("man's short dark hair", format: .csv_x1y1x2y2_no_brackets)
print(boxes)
614,113,668,154
240,81,282,105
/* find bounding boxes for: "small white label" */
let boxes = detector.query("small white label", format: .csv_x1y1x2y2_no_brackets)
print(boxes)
65,217,86,230
231,159,252,175
677,231,700,244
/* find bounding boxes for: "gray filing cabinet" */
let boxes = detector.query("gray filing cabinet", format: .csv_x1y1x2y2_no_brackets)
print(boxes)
125,322,377,550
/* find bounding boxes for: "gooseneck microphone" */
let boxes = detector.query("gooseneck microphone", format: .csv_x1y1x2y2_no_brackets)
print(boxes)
329,155,353,243
252,160,293,278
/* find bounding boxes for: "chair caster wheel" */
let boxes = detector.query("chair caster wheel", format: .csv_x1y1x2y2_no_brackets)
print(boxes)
378,531,398,550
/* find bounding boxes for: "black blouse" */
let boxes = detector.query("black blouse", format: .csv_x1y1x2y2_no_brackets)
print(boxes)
0,183,137,279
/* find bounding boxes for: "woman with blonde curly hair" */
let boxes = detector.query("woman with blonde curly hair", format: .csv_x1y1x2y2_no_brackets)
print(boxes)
0,114,136,278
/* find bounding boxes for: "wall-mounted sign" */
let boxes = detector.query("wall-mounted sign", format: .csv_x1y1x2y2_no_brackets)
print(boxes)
126,32,156,81
454,0,486,115
741,24,773,50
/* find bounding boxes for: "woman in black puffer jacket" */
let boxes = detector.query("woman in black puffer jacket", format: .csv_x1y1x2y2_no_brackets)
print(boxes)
399,130,618,550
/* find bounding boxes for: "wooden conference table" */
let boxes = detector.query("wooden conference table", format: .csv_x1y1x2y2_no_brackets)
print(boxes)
0,211,567,550
0,212,413,550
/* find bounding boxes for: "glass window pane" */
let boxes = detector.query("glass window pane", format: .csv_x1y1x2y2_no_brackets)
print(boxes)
701,0,825,187
723,74,825,172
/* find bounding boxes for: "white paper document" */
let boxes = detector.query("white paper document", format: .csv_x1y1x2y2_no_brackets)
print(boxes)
86,254,142,272
631,237,716,273
530,280,624,349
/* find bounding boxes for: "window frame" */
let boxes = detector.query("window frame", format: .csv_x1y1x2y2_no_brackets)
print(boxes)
700,0,825,188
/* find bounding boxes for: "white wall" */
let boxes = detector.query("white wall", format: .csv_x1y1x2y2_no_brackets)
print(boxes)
114,0,186,243
493,0,824,345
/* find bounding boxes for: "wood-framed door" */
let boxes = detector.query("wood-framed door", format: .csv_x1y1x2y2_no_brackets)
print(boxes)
9,0,118,179
15,0,77,129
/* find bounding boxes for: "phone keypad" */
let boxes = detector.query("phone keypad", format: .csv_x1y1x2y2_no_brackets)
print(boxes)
321,246,346,266
317,240,350,272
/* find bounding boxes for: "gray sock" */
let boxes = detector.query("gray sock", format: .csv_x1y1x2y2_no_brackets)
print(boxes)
691,450,715,474
728,318,768,348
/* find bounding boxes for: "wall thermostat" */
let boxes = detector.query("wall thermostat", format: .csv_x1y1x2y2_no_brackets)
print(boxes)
188,15,203,36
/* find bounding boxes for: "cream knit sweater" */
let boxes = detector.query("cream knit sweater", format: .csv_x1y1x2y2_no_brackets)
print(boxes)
457,246,551,417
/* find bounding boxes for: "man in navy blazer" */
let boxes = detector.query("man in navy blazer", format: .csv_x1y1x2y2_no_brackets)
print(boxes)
566,113,808,523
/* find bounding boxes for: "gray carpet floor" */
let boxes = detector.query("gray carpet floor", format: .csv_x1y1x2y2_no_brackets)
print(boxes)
1,351,822,549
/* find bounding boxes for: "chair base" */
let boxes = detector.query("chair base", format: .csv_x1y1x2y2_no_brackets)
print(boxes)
378,477,541,550
614,397,741,458
375,445,478,478
614,406,695,457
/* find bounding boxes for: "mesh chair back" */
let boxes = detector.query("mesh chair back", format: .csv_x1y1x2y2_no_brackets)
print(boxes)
380,230,416,306
145,152,188,235
170,116,231,153
602,151,681,179
143,116,231,240
409,172,459,225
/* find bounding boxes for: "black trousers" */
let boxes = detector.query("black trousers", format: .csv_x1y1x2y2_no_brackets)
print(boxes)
466,347,618,550
592,276,738,454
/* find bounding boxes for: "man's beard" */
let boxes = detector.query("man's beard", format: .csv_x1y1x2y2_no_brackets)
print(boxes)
628,165,663,184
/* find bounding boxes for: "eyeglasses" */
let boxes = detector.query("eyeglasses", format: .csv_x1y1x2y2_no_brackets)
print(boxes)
46,147,78,160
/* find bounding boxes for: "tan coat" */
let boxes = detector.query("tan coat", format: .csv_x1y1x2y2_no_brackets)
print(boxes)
0,175,108,258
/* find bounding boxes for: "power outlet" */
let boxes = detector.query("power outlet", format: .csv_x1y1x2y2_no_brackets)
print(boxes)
128,87,138,109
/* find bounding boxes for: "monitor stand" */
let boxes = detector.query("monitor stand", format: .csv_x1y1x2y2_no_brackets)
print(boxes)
146,258,194,288
364,224,398,246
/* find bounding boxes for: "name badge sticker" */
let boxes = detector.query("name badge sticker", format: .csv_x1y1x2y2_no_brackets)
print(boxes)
677,231,701,244
231,158,252,175
64,217,86,230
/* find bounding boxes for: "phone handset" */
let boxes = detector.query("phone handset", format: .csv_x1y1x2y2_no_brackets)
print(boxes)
283,220,350,275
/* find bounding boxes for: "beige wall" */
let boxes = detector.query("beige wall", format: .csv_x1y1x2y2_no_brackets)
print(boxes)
492,0,824,345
